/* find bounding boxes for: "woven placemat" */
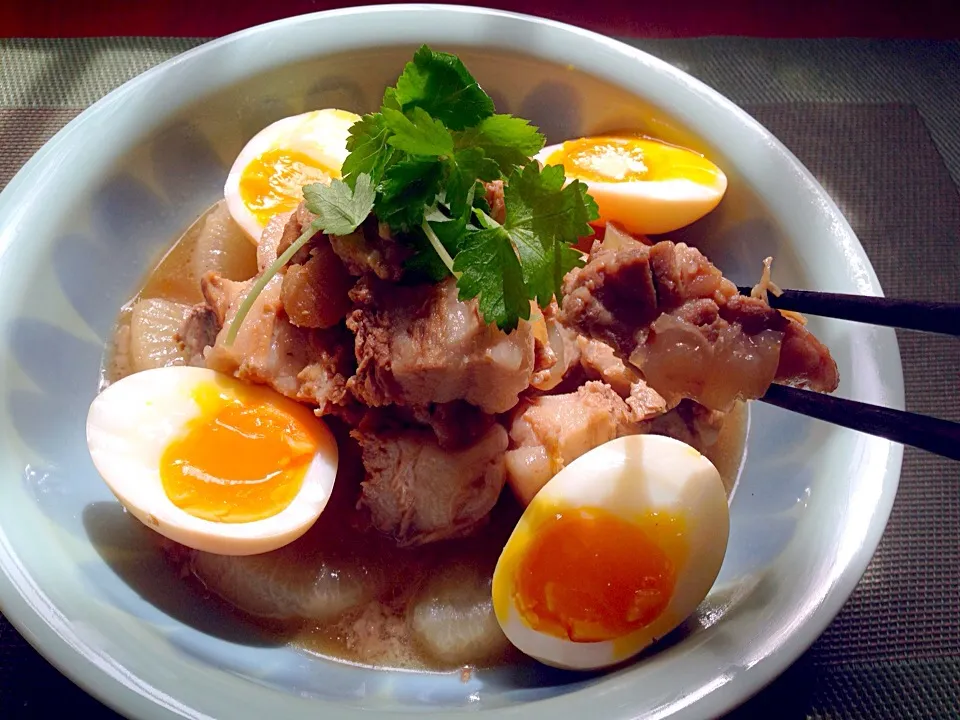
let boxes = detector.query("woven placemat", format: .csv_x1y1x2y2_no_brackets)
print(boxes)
1,36,958,720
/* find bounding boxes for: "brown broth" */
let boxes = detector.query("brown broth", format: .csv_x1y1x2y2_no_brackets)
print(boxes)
105,203,749,672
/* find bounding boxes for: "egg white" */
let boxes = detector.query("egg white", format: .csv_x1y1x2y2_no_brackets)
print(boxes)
86,366,338,556
492,434,729,670
224,108,360,242
535,141,727,235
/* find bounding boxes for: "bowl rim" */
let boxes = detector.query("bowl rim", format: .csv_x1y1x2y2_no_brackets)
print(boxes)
0,5,903,719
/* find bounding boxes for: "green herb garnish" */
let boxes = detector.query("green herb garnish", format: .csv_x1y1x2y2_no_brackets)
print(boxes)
457,163,598,316
224,174,375,345
226,44,597,341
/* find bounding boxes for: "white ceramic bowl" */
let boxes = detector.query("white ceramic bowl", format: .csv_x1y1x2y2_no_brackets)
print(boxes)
0,6,903,719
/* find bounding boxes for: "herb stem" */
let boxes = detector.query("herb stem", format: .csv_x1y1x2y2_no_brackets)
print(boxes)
421,220,460,277
472,206,500,229
225,221,321,346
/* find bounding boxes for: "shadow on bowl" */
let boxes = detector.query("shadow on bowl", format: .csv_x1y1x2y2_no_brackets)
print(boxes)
81,501,293,648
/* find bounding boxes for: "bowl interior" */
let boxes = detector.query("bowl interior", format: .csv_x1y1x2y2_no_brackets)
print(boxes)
0,16,902,720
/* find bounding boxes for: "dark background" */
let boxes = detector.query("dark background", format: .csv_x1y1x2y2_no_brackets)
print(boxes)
1,0,959,39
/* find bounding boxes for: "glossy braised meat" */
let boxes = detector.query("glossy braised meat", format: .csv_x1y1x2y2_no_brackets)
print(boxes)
280,241,355,330
505,379,727,505
577,335,669,419
640,399,728,450
357,401,497,452
559,240,839,410
353,421,509,547
274,202,409,282
504,381,640,505
530,300,582,392
347,276,536,414
200,272,356,416
329,221,410,283
577,335,638,397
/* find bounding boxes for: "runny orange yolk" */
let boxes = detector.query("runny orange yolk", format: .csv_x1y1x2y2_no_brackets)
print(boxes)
545,135,720,186
238,148,338,226
513,507,681,642
159,383,321,523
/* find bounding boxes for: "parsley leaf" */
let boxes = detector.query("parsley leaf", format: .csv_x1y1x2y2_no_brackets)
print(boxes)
226,174,375,345
456,114,545,174
428,201,471,257
341,113,393,188
453,162,597,319
383,107,454,157
407,192,486,283
453,224,530,332
471,180,492,216
497,162,597,303
404,202,465,281
303,173,377,236
444,147,499,218
405,227,452,282
392,45,494,130
382,86,401,111
377,157,444,231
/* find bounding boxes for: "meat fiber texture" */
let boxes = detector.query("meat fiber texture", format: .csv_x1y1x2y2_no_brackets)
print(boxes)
560,239,839,412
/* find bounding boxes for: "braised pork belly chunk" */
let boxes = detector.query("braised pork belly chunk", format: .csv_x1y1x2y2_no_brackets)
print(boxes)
560,240,839,411
353,418,509,547
347,276,536,415
530,300,582,392
640,399,728,449
280,242,354,330
504,381,638,505
198,271,356,416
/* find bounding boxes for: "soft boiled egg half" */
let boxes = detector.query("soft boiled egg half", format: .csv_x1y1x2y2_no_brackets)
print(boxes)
535,134,727,235
86,366,338,555
492,434,729,670
225,108,360,241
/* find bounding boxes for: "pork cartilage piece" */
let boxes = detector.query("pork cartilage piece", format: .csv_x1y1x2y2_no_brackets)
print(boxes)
559,240,839,411
364,400,497,452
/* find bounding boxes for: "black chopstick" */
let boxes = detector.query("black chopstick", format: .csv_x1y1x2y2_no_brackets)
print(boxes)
736,286,960,337
760,384,960,461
